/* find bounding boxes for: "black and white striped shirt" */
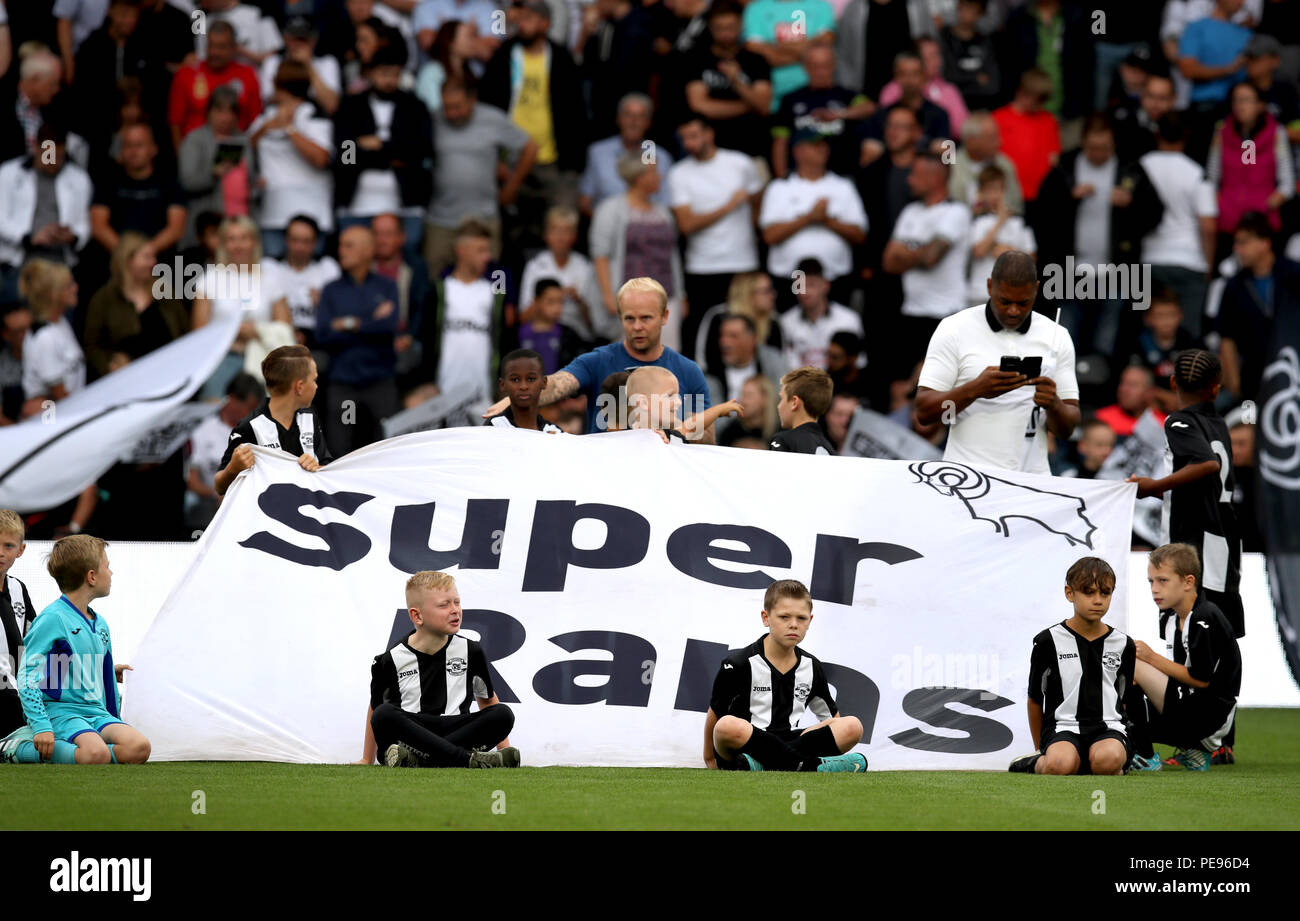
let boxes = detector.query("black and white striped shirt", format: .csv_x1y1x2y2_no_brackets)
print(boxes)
1028,622,1135,739
369,634,495,715
1,573,35,698
710,636,837,738
219,399,332,470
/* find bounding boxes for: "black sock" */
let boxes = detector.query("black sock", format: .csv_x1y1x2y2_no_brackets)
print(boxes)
798,725,840,760
1124,686,1155,759
741,727,806,771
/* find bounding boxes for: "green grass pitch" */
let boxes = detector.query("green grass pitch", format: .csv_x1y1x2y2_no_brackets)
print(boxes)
5,709,1299,831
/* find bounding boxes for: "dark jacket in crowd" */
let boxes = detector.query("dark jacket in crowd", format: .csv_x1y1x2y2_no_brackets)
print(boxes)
82,284,190,380
998,2,1096,119
1034,150,1165,269
316,271,401,386
480,38,587,174
333,88,435,210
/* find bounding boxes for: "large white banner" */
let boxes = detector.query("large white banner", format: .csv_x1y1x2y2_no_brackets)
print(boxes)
0,316,237,512
126,428,1140,768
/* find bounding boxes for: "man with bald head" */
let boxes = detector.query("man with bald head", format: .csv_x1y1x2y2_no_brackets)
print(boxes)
771,44,872,179
626,364,741,442
947,112,1023,215
914,251,1081,474
316,224,401,453
483,276,713,437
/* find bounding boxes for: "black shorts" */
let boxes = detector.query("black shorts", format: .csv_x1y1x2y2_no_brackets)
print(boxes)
1152,678,1236,751
1041,727,1130,773
714,728,839,771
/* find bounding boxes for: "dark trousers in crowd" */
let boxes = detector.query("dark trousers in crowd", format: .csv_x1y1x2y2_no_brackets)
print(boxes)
683,272,736,360
95,452,188,540
897,315,943,381
1186,101,1225,169
324,378,400,457
370,702,514,767
507,163,579,270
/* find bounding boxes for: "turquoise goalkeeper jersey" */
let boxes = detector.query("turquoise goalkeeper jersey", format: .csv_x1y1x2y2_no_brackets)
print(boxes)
17,596,119,735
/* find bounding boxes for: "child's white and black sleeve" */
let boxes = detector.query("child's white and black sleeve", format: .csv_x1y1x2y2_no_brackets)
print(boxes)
709,655,746,717
369,653,396,710
468,641,496,701
1121,636,1137,695
807,657,837,721
309,407,334,465
218,420,255,471
1185,616,1218,686
1027,630,1052,706
1164,412,1217,465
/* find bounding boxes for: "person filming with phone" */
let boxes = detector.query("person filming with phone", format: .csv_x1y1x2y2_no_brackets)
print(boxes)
914,251,1080,474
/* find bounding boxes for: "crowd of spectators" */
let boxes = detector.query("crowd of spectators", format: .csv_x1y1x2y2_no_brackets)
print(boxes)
0,0,1296,549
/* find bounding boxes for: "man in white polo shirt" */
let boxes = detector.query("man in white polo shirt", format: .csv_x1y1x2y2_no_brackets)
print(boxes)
883,150,972,366
914,252,1081,475
759,129,866,299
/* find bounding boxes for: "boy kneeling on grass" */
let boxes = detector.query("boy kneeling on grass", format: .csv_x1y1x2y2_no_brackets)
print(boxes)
1125,543,1241,772
1,535,149,765
359,571,520,769
1009,557,1134,776
704,579,866,772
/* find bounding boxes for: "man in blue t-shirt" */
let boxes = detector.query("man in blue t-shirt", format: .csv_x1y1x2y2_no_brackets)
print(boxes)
742,0,836,113
1177,0,1250,106
481,277,713,437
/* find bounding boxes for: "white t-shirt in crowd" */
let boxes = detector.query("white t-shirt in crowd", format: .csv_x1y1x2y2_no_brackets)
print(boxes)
966,214,1037,304
203,262,284,324
917,303,1079,475
249,103,335,231
23,315,85,400
437,277,495,399
779,302,864,370
759,171,867,281
188,410,230,490
264,256,342,331
668,148,764,275
891,199,972,318
1073,156,1116,268
519,249,601,341
723,361,757,402
260,54,341,108
198,4,282,60
1139,150,1218,272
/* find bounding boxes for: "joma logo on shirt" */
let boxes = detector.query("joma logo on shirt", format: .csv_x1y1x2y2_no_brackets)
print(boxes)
1058,652,1078,660
446,657,467,675
752,685,771,693
397,668,418,679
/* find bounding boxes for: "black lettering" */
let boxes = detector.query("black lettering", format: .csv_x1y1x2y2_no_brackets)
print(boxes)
666,524,791,589
888,688,1014,753
522,501,650,591
532,631,656,706
821,662,880,743
809,535,923,605
388,499,509,573
673,639,732,712
238,484,372,569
